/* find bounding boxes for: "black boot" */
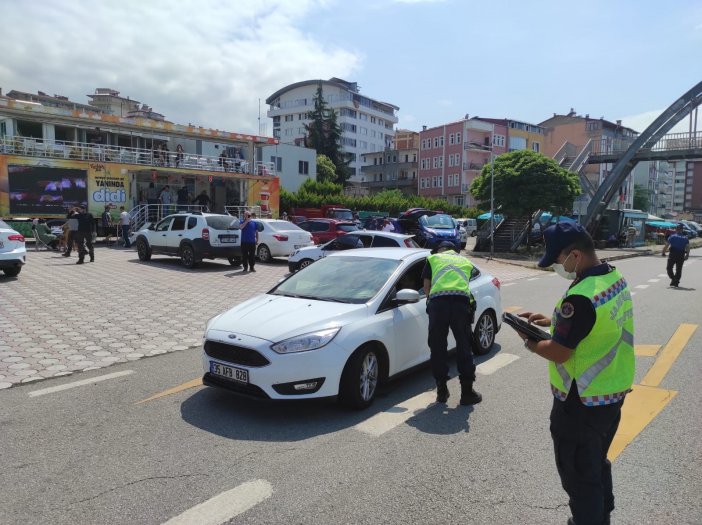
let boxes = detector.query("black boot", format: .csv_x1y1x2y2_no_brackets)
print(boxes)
460,380,482,405
436,381,449,403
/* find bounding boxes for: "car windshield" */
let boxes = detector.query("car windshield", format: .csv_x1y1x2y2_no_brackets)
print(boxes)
270,256,401,304
419,214,455,229
268,220,302,231
337,224,358,232
205,215,239,230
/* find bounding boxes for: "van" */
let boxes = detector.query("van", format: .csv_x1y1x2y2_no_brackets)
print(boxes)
457,218,478,236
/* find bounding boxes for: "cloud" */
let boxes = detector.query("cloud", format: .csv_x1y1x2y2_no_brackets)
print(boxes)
1,0,361,134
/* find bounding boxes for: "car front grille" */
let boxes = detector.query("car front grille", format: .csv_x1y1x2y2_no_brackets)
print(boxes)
204,340,270,367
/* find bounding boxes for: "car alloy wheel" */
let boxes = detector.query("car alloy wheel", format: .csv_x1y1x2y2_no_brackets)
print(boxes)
299,258,313,269
137,239,151,261
228,256,242,267
3,266,21,277
359,352,379,402
181,245,196,268
257,244,271,263
473,311,496,355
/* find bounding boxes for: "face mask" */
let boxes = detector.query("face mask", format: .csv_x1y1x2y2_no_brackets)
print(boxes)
553,252,577,280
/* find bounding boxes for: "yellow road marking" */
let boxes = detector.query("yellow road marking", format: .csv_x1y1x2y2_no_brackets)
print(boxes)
634,345,661,357
135,378,202,405
504,305,523,313
640,324,698,387
609,385,677,461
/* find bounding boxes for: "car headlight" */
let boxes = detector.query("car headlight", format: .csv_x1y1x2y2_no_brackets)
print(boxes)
204,314,221,334
270,327,340,354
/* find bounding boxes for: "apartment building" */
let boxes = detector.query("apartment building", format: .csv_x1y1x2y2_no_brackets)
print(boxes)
360,130,419,196
266,78,399,181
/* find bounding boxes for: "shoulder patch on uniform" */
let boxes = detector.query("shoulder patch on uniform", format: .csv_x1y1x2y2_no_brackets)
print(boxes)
560,302,575,319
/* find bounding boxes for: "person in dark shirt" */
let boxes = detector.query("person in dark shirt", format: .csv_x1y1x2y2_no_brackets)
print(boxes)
192,190,211,210
239,211,258,272
75,207,96,264
662,223,690,287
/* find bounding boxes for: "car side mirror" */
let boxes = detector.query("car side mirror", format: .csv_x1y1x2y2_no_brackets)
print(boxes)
394,289,420,304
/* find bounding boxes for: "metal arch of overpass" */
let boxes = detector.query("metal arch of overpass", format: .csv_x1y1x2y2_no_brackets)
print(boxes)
584,80,702,231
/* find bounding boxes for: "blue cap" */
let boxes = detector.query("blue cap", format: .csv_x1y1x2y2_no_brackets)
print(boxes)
538,222,588,268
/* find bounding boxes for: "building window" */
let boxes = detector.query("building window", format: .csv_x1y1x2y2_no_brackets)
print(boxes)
439,136,445,147
532,142,540,153
448,155,454,168
284,115,293,122
340,108,357,118
359,113,368,121
370,116,376,124
456,132,461,144
493,134,505,147
270,156,283,172
433,137,439,148
360,127,368,135
298,160,309,175
449,133,455,145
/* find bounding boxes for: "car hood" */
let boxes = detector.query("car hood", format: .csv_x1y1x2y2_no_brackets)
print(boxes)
208,294,368,342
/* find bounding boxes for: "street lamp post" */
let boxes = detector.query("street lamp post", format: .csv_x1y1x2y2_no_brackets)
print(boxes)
489,147,495,259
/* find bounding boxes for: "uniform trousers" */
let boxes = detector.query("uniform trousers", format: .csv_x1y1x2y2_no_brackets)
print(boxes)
427,295,475,383
75,232,94,262
550,381,623,525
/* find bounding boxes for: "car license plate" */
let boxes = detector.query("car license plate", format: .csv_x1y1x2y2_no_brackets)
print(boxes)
294,244,303,249
219,235,238,243
210,362,249,383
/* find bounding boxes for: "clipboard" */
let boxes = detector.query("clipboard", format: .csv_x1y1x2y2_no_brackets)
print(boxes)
502,312,551,341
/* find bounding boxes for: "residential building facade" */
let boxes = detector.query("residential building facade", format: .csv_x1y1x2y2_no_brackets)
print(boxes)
360,130,418,196
266,78,399,181
258,143,317,192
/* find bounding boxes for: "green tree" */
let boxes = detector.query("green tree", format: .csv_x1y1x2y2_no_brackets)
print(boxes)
633,184,650,212
316,154,337,183
304,83,349,184
470,150,581,218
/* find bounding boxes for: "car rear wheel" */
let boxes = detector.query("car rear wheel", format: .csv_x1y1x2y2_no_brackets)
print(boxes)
299,258,314,269
136,239,151,261
228,256,242,267
3,266,21,277
257,244,272,263
180,244,197,269
339,347,379,409
473,310,496,355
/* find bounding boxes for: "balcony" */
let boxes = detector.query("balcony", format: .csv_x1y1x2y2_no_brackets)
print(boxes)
463,161,486,171
0,136,275,176
365,177,416,188
464,141,491,152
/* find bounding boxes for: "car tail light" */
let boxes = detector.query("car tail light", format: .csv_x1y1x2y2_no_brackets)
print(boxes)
202,228,210,241
273,234,288,241
8,234,25,242
404,239,413,247
491,277,501,289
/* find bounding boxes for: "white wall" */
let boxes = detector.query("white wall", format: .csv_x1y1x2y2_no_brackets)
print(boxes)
260,143,316,192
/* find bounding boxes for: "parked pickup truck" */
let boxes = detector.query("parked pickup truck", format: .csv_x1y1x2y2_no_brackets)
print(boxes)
290,205,354,221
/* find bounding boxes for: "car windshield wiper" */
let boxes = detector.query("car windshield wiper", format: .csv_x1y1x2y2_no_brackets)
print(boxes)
274,292,352,303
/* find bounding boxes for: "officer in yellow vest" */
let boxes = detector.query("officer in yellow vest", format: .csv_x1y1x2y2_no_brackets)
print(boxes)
513,223,634,525
422,241,482,405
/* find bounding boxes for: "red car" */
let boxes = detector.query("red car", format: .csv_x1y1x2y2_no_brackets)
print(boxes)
297,219,358,244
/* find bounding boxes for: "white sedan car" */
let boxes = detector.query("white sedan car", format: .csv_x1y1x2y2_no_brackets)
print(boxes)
254,219,314,263
287,230,418,272
202,248,502,408
0,220,27,277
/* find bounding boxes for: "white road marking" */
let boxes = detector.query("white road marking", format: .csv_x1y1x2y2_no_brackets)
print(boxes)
634,284,649,289
658,274,668,277
161,479,272,525
501,282,516,287
476,353,520,375
355,353,520,437
527,277,539,281
28,370,134,398
630,292,637,296
647,279,660,283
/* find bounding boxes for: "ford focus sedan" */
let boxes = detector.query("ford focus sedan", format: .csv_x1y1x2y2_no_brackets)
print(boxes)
202,248,502,409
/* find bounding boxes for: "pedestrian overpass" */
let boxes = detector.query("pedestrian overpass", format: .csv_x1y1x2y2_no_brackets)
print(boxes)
580,80,702,233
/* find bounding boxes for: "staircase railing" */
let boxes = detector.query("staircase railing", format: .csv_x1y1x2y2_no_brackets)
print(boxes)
128,204,208,232
554,141,578,166
509,210,542,251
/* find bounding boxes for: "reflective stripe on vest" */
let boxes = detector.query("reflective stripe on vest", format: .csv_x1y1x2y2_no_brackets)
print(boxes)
549,269,635,406
427,253,473,299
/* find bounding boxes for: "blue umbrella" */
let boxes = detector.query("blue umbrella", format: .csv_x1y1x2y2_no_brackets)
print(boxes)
646,220,677,228
477,212,503,221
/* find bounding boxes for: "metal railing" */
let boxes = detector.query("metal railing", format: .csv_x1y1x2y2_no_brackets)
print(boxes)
0,136,276,177
553,141,578,166
589,132,702,157
570,140,592,173
128,204,208,232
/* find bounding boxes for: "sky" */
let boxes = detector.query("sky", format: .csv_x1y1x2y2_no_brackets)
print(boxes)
2,0,701,136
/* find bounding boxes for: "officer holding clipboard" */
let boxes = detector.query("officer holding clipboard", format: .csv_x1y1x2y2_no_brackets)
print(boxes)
507,222,635,525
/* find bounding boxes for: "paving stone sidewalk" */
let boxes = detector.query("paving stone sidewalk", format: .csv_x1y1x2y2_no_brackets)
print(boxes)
0,246,543,389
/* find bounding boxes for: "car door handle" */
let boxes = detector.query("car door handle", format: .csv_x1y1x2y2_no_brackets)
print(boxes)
162,234,167,236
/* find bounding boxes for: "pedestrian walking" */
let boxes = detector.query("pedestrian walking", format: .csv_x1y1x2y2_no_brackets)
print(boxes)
514,222,635,525
62,209,79,257
119,206,132,248
421,241,481,405
662,223,690,287
101,205,114,246
75,207,96,264
240,210,258,272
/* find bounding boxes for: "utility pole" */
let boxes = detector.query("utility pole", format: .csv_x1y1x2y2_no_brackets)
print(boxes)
489,132,495,260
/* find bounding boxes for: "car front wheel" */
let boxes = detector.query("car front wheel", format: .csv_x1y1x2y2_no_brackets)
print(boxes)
257,244,272,263
180,245,197,269
473,310,496,355
136,239,151,261
228,256,242,267
299,258,314,270
3,266,21,277
339,347,380,409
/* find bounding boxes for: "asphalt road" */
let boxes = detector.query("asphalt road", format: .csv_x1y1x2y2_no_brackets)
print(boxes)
1,249,700,525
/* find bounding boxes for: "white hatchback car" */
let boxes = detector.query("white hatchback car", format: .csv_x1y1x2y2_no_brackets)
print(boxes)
0,220,27,277
202,248,502,408
287,230,418,272
254,219,314,263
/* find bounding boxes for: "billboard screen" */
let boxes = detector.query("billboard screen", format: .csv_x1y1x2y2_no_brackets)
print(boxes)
8,165,88,215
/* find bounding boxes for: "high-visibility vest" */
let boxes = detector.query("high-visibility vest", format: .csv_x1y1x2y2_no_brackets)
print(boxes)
427,252,474,299
549,269,635,406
